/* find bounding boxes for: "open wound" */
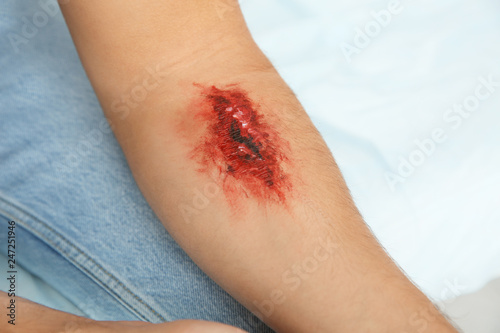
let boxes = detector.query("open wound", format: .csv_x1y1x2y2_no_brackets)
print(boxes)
191,84,292,206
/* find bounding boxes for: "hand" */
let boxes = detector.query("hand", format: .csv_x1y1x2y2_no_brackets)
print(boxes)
91,320,248,333
1,292,247,333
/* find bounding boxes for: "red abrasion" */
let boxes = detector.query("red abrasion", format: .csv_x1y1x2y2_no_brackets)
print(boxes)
192,84,291,205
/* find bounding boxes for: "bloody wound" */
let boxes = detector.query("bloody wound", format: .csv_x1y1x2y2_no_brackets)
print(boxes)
193,85,291,204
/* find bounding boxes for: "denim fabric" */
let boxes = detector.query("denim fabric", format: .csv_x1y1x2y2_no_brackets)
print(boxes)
0,0,272,331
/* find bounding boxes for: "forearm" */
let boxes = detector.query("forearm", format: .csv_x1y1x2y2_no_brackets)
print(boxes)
112,62,456,333
60,2,457,332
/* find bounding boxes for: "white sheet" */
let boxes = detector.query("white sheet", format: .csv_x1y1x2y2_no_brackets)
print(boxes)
241,0,500,300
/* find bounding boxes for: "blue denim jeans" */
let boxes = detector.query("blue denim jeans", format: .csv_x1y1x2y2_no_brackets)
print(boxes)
0,0,272,331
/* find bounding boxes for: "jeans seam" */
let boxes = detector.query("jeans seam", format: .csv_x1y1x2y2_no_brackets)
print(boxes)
0,195,170,323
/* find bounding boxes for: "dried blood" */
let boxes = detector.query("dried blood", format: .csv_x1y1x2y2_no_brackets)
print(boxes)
191,84,291,205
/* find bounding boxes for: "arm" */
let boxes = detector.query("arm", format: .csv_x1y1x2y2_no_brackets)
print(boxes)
60,1,458,332
0,292,245,333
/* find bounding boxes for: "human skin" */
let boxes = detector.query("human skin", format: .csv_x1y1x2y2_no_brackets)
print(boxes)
54,1,458,332
0,291,247,333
